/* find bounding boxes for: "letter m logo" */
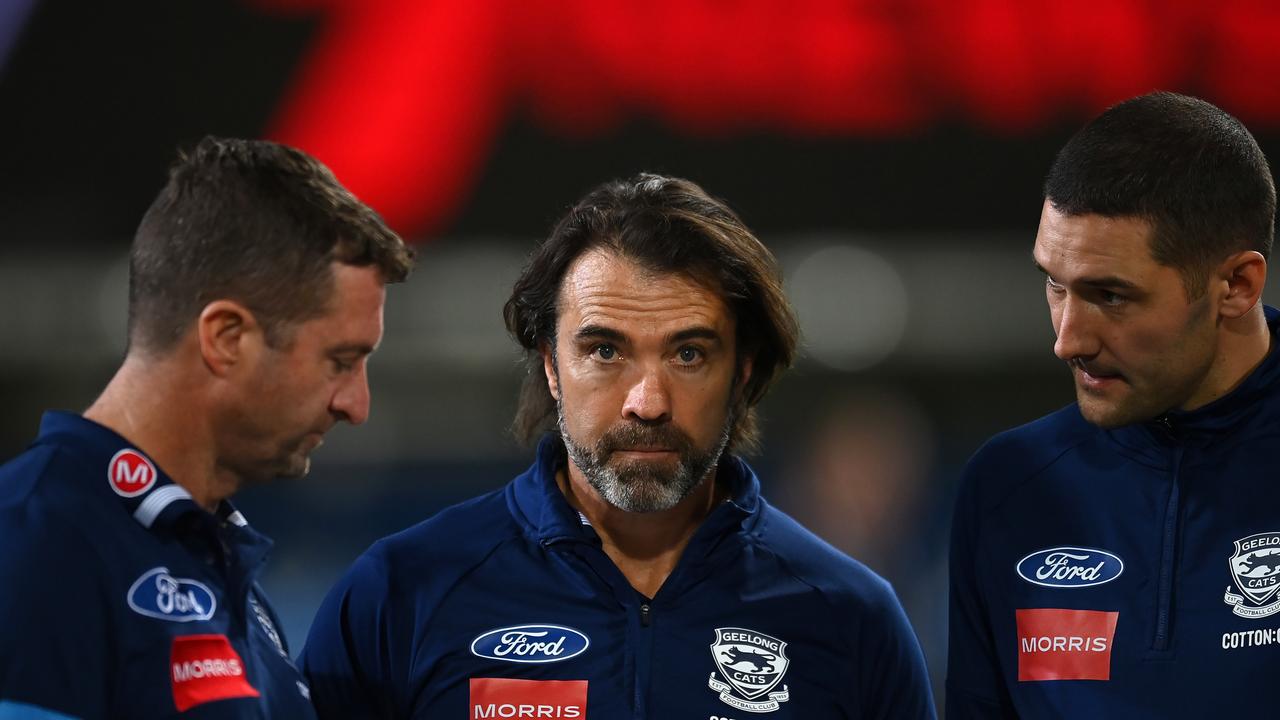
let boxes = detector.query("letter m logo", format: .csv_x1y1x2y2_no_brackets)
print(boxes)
109,449,157,497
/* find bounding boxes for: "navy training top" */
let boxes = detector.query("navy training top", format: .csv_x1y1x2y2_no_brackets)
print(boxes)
0,412,317,719
948,307,1280,717
303,437,936,719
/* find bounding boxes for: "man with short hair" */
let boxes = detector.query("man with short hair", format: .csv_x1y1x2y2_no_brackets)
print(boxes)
303,174,936,718
948,92,1279,717
0,137,413,718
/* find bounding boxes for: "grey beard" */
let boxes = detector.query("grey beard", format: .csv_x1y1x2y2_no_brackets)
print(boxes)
556,401,732,514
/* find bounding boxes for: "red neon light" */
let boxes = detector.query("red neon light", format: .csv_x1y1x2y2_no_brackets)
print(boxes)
254,0,1280,237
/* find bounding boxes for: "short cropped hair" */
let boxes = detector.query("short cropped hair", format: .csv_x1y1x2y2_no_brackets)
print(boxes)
503,173,799,454
1045,91,1276,297
128,136,414,354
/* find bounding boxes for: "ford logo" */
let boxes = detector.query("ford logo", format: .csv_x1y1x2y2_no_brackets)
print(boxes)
471,624,590,664
1016,546,1124,588
127,567,217,622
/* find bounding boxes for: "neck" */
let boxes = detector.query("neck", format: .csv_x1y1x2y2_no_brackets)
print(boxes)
558,462,724,598
84,353,228,512
1186,304,1273,411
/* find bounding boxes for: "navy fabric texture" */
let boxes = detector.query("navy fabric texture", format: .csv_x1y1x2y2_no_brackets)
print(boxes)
949,307,1280,718
0,413,317,719
303,438,936,719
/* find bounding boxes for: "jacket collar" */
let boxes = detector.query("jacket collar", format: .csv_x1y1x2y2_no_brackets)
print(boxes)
33,411,253,535
510,435,760,544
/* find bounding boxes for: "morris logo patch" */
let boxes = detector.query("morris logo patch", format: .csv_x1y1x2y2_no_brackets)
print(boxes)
1224,532,1280,619
170,634,259,711
128,567,216,622
470,624,590,664
1016,547,1124,588
708,627,790,713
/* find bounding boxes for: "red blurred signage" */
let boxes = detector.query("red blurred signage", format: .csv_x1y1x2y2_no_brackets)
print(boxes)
256,0,1280,237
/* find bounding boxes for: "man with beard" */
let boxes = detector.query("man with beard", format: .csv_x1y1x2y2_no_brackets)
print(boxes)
302,174,936,718
948,92,1280,718
0,137,413,718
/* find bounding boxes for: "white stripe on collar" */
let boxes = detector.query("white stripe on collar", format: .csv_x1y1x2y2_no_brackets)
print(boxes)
132,484,193,528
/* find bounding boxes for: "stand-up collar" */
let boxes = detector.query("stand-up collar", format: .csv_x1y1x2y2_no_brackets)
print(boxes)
33,411,253,534
1109,305,1280,456
509,435,761,543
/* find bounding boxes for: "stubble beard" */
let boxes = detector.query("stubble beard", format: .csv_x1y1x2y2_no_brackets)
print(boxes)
1074,297,1218,428
556,399,734,513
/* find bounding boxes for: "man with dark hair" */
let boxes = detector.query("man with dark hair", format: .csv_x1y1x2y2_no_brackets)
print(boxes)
0,136,413,718
303,174,936,718
948,91,1279,718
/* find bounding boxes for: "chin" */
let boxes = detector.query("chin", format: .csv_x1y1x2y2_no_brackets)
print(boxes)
1077,395,1159,429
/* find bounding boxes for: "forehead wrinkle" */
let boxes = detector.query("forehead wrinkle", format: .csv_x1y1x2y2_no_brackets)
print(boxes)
558,248,731,337
1035,209,1160,287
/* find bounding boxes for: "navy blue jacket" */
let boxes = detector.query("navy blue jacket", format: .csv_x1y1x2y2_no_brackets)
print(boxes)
0,413,316,719
303,438,936,719
948,308,1280,718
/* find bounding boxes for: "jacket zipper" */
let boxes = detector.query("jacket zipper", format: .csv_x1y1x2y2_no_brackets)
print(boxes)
1152,443,1185,651
634,601,652,720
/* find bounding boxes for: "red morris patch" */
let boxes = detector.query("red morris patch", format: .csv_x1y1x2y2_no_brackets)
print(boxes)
108,448,157,498
170,634,259,712
469,678,588,718
1016,608,1119,681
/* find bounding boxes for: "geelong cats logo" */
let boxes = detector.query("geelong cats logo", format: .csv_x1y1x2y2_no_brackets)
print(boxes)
1224,532,1280,619
708,627,791,713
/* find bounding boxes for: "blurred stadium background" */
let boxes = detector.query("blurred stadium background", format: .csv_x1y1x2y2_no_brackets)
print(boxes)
3,1,1280,711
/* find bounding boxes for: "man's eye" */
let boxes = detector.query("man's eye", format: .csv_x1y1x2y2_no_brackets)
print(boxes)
593,344,618,361
331,358,355,373
1100,291,1126,307
676,346,703,364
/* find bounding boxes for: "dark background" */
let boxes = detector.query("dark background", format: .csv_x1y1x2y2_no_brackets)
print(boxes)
4,1,1279,712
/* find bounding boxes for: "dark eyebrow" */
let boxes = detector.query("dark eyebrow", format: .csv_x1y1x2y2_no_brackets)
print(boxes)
1033,261,1139,290
669,327,722,344
574,325,627,343
329,342,377,356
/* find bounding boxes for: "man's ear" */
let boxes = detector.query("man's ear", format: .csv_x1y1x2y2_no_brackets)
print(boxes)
541,341,560,401
1216,250,1267,320
196,300,261,376
736,355,755,398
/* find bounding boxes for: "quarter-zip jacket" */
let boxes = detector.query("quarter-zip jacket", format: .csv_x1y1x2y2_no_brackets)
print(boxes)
303,439,936,719
948,307,1280,718
0,413,316,719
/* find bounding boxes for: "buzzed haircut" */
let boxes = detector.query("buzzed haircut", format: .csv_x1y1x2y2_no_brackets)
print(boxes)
128,136,414,354
1045,91,1276,297
503,173,800,454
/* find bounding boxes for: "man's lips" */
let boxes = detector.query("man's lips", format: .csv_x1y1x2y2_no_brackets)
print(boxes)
1072,362,1125,390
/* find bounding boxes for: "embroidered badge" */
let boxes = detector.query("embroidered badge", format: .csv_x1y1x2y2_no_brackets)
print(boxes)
708,627,790,713
1224,532,1280,619
127,567,216,622
470,624,590,664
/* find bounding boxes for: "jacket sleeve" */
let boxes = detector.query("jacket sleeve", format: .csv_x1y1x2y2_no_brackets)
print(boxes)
0,501,112,719
301,548,406,720
857,583,938,720
946,457,1016,719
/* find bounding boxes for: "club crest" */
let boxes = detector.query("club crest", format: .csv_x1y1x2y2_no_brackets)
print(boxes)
707,627,790,713
1224,532,1280,619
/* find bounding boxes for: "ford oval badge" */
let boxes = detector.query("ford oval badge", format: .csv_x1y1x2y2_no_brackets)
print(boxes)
470,624,590,664
127,567,217,621
1016,546,1124,588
